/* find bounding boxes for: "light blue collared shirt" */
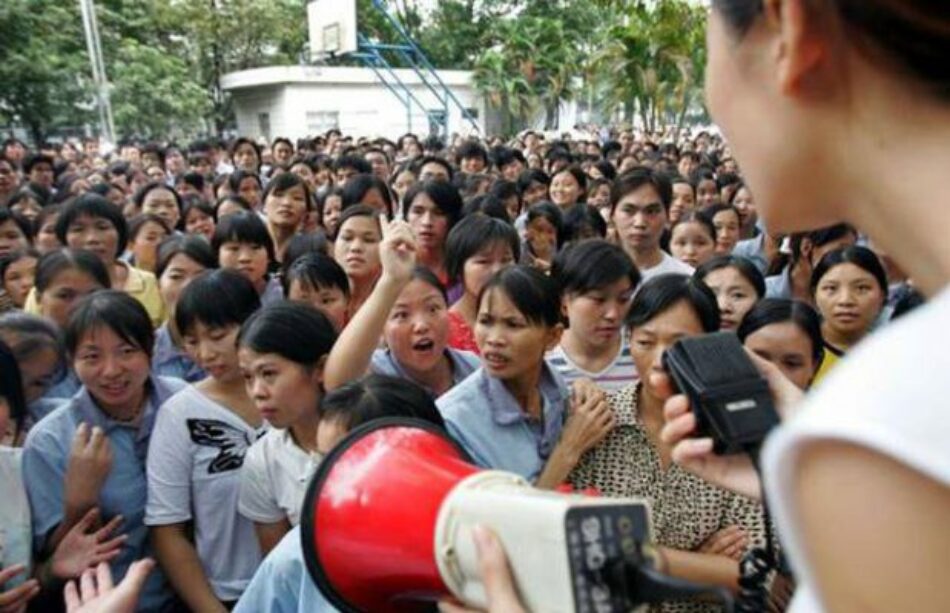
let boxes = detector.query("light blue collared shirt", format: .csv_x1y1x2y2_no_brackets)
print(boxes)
437,362,569,481
22,375,186,612
370,347,480,397
234,526,337,613
152,323,206,383
765,266,794,300
733,234,768,275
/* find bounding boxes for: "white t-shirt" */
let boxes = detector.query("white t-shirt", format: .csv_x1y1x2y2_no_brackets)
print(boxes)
546,340,639,393
239,429,321,527
145,386,267,602
764,286,950,612
0,448,31,588
639,252,695,283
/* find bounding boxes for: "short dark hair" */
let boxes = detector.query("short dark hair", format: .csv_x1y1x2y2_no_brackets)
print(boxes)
694,255,767,299
737,298,824,366
0,340,27,432
320,373,446,431
525,202,566,250
227,170,263,195
562,203,608,243
333,155,372,175
335,204,382,238
282,232,330,271
283,252,350,299
412,156,454,181
626,273,720,332
56,193,129,258
128,214,171,245
238,302,337,368
516,169,551,195
810,245,888,297
611,167,673,215
35,248,111,295
402,180,464,229
65,290,154,359
341,174,393,218
551,165,589,193
456,141,489,165
22,152,54,176
156,235,218,280
211,211,276,263
0,209,32,244
175,269,262,335
261,171,311,207
478,265,561,329
552,239,639,296
444,214,520,285
134,182,183,220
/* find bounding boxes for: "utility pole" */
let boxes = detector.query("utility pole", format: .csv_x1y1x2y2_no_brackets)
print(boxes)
78,0,116,145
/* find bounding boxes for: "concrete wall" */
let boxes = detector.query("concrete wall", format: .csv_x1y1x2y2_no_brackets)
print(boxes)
223,66,487,141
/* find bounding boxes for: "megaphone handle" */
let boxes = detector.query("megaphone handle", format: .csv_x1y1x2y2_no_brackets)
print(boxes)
624,563,736,613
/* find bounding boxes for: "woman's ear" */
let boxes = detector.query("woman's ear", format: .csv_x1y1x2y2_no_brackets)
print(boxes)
769,0,832,97
545,322,565,352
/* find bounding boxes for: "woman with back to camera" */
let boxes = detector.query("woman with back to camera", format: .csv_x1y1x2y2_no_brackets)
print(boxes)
656,2,950,611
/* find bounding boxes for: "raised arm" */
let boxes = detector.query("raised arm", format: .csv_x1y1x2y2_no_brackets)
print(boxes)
323,219,418,390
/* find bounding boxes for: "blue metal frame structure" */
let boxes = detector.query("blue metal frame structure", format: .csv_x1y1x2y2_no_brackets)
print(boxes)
352,0,480,135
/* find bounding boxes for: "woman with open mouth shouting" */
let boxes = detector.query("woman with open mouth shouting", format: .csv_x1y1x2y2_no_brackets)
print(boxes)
324,219,479,399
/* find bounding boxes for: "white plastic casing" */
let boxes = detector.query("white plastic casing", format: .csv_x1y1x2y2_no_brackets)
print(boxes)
434,471,654,613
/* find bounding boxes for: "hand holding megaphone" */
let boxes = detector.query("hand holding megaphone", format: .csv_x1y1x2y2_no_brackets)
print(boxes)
302,418,734,612
437,526,526,613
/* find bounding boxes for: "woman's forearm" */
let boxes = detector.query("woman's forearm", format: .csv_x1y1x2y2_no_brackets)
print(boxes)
151,524,226,613
536,445,580,490
659,547,742,594
324,275,404,390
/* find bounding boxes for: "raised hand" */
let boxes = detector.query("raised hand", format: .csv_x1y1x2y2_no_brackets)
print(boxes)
64,424,113,520
0,565,40,613
63,559,155,613
51,508,127,580
379,218,418,285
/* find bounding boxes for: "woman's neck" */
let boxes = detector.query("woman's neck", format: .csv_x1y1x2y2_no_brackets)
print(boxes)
502,363,544,419
348,274,378,314
404,353,454,396
560,328,621,372
290,412,321,454
625,244,663,272
269,225,296,262
839,81,950,296
417,246,444,274
821,324,861,353
100,385,147,423
111,260,128,289
789,260,814,304
450,293,478,327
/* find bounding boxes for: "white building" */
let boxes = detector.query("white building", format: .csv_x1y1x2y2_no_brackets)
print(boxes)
220,65,487,141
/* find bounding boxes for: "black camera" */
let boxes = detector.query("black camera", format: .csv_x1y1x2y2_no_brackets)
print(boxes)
663,332,780,455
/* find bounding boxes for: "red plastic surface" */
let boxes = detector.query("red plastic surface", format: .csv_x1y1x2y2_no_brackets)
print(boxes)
312,426,479,612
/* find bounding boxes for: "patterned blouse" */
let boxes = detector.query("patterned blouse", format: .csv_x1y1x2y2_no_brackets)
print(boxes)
569,384,766,613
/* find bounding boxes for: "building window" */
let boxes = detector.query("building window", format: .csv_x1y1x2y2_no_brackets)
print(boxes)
258,113,271,141
463,107,479,120
306,111,339,134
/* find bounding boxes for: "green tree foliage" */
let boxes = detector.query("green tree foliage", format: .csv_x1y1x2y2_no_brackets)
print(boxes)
593,0,708,131
0,0,91,142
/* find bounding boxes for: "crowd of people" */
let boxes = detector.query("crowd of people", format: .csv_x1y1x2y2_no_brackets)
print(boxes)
0,92,930,612
9,0,948,612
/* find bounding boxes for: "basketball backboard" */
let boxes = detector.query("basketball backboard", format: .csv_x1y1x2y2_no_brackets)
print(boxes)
308,0,358,61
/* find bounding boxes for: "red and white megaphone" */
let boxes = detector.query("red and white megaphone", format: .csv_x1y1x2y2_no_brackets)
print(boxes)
301,418,705,613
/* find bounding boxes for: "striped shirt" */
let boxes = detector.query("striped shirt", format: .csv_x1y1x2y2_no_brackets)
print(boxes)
546,340,639,393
